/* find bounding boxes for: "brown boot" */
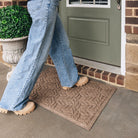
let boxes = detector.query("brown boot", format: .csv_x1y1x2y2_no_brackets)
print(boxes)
62,76,89,90
0,101,36,115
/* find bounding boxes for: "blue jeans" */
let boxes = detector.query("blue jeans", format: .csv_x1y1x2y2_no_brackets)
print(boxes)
0,0,79,111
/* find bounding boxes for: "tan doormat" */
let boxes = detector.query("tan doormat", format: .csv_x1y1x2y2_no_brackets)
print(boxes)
30,66,117,130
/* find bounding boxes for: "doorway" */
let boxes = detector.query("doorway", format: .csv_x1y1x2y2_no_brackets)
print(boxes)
59,0,121,67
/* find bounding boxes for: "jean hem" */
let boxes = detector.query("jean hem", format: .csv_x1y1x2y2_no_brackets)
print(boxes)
0,102,27,111
60,75,80,88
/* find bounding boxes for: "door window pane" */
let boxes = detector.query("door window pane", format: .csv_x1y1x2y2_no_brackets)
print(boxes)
69,0,109,6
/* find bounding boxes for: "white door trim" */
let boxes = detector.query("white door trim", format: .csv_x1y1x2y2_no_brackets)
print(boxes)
121,0,126,75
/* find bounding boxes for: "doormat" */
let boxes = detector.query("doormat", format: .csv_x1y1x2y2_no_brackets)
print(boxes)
30,66,117,130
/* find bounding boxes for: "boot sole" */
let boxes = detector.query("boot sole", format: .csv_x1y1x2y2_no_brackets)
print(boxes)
14,105,36,116
0,108,8,114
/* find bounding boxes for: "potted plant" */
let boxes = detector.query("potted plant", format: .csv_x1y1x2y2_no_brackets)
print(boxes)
0,5,32,81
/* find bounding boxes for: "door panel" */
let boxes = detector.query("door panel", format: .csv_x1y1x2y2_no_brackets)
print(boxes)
59,0,121,66
68,17,109,44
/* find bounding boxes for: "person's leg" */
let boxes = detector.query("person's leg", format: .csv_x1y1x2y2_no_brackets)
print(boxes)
0,0,59,112
49,14,79,87
49,14,88,89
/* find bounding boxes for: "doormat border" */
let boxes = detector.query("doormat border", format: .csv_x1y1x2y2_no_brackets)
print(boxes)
31,89,115,130
30,66,117,130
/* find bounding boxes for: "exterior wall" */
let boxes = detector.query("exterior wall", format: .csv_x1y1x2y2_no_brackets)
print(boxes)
125,0,138,91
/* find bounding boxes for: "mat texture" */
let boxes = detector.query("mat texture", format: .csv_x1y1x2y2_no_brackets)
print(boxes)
30,66,117,130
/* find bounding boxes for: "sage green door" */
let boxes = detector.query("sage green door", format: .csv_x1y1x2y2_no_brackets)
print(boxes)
59,0,121,66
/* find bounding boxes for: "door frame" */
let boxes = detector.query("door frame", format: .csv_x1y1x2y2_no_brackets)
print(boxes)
121,0,126,75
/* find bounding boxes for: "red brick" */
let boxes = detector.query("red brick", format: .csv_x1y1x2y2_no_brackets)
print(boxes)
133,26,138,34
109,73,117,83
117,75,124,85
126,17,138,24
126,9,132,16
135,9,138,16
102,71,110,81
19,1,27,6
95,70,102,79
126,1,138,7
47,56,52,64
4,1,12,6
88,68,96,77
13,1,17,5
50,59,53,64
77,65,83,73
82,66,89,75
125,26,132,34
47,59,51,64
0,2,2,6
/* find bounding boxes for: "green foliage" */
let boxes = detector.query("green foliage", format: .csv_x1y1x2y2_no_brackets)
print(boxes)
0,5,32,39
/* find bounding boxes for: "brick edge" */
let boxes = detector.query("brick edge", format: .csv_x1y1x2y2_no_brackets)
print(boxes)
45,56,125,87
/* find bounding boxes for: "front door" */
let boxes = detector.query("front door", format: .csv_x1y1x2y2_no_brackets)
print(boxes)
59,0,121,66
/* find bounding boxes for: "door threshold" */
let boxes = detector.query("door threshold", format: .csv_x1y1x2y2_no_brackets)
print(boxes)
46,55,125,87
73,57,121,75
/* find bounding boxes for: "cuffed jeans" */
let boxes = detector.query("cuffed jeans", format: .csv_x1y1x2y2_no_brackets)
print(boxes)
0,0,79,111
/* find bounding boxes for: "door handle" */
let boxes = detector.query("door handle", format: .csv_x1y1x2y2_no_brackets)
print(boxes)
116,0,121,10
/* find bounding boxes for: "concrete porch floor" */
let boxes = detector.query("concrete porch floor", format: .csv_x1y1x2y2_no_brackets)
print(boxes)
0,63,138,138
